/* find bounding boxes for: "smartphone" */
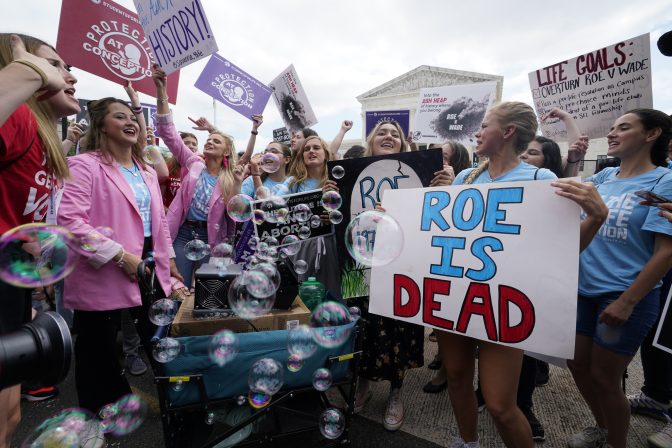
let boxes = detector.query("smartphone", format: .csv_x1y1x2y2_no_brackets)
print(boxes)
634,189,670,204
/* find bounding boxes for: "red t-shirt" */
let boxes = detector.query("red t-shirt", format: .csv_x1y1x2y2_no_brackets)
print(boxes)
0,104,55,235
161,174,181,208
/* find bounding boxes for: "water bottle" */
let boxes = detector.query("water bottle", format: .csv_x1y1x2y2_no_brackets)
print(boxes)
298,277,326,312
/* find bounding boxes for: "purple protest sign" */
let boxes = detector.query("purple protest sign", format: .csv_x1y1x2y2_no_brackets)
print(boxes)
365,110,410,139
194,54,272,120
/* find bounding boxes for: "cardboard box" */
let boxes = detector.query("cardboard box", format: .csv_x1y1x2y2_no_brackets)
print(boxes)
171,294,311,337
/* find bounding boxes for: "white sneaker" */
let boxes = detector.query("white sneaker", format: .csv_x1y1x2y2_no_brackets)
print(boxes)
383,388,404,431
648,423,672,448
567,426,607,448
628,391,671,421
449,437,480,448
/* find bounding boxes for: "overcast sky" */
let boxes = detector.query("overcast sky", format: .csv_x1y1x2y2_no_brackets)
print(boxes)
4,0,672,152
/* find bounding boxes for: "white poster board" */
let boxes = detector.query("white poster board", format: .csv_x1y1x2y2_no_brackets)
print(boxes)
269,64,318,132
411,82,497,145
370,180,580,359
653,286,672,356
133,0,218,74
529,33,652,141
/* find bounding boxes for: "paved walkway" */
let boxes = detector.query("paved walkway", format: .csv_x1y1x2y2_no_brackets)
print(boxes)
13,329,667,447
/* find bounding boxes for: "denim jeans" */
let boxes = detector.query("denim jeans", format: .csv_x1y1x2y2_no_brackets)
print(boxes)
173,222,209,287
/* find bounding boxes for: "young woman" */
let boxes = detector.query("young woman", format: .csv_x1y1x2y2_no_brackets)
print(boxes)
242,142,292,198
152,66,247,282
161,131,198,209
57,96,184,413
0,32,80,448
438,101,607,448
567,109,672,448
352,121,455,432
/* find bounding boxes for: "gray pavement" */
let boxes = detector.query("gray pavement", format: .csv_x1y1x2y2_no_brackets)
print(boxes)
12,329,667,447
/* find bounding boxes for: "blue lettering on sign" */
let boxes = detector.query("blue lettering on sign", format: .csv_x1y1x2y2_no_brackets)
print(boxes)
465,236,503,281
358,174,410,209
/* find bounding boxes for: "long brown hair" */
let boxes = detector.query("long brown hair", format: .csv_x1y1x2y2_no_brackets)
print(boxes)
0,33,69,180
289,136,331,188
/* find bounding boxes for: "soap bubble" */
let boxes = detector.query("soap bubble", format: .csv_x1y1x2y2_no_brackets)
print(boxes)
310,215,322,227
265,236,279,248
0,224,79,288
248,358,284,396
348,306,361,321
345,211,404,267
236,395,246,406
148,299,178,326
312,368,332,391
227,194,253,222
211,242,233,258
331,165,345,180
152,337,181,363
21,408,99,448
108,394,147,436
293,259,308,275
242,269,275,299
310,302,352,348
319,408,345,439
247,391,271,409
209,330,239,367
184,239,210,261
250,262,281,290
142,145,160,164
260,152,281,173
228,275,275,319
248,236,260,250
293,203,311,222
321,191,342,211
79,230,105,253
281,235,301,256
286,324,318,359
275,207,290,224
255,186,271,200
252,209,266,225
329,210,343,224
287,354,303,372
298,226,311,239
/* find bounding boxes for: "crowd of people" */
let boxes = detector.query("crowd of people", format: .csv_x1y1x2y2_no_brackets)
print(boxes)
1,31,672,448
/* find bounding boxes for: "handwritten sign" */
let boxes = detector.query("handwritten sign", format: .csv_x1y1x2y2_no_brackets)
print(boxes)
132,0,218,74
412,83,497,145
529,33,652,141
194,54,271,120
56,0,180,100
269,65,317,132
369,181,580,358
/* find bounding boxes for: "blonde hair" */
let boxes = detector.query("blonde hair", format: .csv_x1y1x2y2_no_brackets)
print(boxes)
364,121,408,157
209,131,239,201
289,135,331,189
487,101,538,154
83,97,147,170
0,33,69,180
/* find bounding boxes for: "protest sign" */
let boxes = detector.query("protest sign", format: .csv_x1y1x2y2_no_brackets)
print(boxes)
328,149,443,299
529,33,652,141
253,190,332,242
365,110,410,139
194,54,272,120
132,0,217,74
369,180,581,358
273,127,291,146
269,65,317,132
411,82,497,145
654,287,672,356
56,0,180,100
141,102,158,138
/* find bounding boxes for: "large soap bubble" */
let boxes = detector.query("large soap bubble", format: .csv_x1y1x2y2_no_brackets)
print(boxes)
344,211,403,267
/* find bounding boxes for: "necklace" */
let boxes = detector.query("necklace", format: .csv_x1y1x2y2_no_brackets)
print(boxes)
120,163,140,177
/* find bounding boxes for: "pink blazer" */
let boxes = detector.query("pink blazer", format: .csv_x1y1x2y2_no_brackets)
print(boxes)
155,113,235,246
57,152,174,311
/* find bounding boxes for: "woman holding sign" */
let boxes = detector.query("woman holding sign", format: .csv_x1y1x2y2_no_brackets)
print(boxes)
352,121,456,431
437,101,607,448
567,109,672,448
151,66,247,283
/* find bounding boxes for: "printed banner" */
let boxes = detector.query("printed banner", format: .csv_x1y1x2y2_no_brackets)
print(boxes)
529,33,652,141
132,0,217,74
327,149,443,299
411,82,497,145
365,110,410,139
654,286,672,356
141,102,158,137
56,0,180,100
253,189,333,242
269,65,317,132
273,127,291,146
370,180,581,358
194,54,272,120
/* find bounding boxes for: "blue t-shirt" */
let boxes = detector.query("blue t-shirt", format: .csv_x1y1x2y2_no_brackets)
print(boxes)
119,164,152,236
187,171,218,221
453,161,557,185
288,177,321,194
579,166,672,296
241,176,292,198
667,160,672,170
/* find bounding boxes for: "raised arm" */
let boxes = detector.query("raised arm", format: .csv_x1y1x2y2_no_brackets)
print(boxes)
328,120,352,159
239,114,263,166
563,136,589,178
61,120,84,155
0,34,65,126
